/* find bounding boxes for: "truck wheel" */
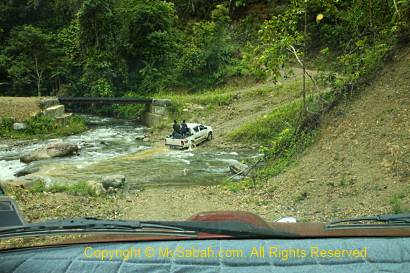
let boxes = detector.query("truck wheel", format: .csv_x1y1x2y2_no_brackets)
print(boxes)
207,132,213,141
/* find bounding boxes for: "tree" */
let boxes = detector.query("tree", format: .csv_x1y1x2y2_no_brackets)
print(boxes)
0,25,60,96
177,4,235,89
250,0,304,80
117,0,178,93
171,0,223,19
77,0,121,97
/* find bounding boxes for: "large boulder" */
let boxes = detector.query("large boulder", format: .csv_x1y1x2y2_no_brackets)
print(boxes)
101,175,126,190
229,162,249,175
20,142,80,163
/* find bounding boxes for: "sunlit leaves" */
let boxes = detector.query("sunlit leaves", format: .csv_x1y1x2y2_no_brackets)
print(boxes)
250,1,305,80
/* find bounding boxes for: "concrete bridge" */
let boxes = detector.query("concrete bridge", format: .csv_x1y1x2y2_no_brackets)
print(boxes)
58,97,171,126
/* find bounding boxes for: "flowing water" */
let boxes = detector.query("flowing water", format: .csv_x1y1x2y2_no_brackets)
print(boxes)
0,115,260,189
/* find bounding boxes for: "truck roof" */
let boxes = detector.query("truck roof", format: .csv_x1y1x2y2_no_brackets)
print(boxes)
186,123,202,128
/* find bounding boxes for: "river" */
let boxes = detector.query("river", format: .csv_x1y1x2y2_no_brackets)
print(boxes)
0,115,259,189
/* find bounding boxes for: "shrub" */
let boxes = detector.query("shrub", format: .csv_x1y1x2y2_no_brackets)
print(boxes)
25,115,56,135
28,180,47,193
57,116,87,136
0,118,14,136
390,193,405,214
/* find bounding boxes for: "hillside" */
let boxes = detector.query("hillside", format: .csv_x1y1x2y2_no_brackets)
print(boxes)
237,47,410,221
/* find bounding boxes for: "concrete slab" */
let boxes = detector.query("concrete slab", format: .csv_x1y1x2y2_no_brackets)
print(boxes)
43,105,65,118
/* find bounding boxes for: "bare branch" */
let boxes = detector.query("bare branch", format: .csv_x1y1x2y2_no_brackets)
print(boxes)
288,45,304,67
393,0,401,19
288,45,320,93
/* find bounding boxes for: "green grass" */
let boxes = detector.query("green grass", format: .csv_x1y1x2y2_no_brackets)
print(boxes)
259,129,317,177
0,115,86,140
156,87,236,106
390,193,406,214
222,177,262,193
228,100,302,145
29,180,48,193
29,181,99,197
160,91,237,114
243,79,311,99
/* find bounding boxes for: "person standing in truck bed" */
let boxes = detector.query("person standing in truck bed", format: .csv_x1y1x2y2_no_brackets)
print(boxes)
180,120,188,137
172,120,181,138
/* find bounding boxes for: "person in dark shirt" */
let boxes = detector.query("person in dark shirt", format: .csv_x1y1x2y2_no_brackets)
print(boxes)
172,120,181,138
180,120,188,137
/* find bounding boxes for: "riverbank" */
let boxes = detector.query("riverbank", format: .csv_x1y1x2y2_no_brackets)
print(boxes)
5,182,305,223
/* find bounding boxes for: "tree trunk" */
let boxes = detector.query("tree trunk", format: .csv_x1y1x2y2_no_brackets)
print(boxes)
302,2,307,114
37,79,41,97
369,0,375,39
34,55,42,97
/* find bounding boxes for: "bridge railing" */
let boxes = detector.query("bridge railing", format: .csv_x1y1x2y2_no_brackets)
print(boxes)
58,97,154,105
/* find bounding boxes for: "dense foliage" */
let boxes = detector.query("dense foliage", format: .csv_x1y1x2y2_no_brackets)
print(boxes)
0,0,408,97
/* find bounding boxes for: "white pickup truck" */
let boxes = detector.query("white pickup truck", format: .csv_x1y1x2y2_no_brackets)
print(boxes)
165,123,213,149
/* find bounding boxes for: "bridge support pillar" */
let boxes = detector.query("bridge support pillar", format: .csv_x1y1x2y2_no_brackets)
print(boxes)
143,99,171,127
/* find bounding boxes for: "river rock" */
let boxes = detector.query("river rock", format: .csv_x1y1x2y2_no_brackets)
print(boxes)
229,162,249,175
14,166,40,177
86,181,106,196
20,142,80,163
135,135,146,141
13,123,27,131
142,137,150,142
101,175,126,190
